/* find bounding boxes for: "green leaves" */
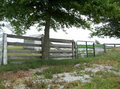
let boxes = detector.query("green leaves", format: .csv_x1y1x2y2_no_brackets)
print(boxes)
0,0,120,35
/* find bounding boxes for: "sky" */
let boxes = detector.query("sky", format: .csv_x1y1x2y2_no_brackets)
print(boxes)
2,25,120,44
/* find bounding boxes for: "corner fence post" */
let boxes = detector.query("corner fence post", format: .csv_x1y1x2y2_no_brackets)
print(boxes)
3,33,7,65
41,37,44,59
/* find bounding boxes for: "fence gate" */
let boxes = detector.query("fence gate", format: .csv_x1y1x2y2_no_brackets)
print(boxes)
0,33,3,65
76,40,95,58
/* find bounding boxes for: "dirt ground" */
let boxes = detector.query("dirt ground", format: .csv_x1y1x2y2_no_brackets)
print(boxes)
0,70,31,82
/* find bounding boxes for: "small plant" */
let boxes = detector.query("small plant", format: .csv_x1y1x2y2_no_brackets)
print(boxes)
95,70,105,75
64,80,82,89
36,81,47,89
32,73,39,80
43,72,53,79
61,74,65,77
16,80,21,86
35,71,41,75
76,71,83,76
110,68,120,72
23,78,34,88
23,78,47,89
0,78,6,89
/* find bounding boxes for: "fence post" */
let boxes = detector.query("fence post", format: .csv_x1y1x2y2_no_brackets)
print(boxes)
76,41,78,59
86,41,88,57
72,40,75,59
41,37,44,59
74,42,77,59
93,43,95,57
103,43,106,53
114,44,116,48
3,33,7,65
0,34,3,65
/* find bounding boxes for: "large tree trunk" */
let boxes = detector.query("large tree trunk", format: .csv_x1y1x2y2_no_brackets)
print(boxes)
42,19,50,60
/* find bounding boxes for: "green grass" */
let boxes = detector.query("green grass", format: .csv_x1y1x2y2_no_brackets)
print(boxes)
64,75,120,89
77,45,94,48
0,51,120,89
77,45,106,48
7,46,25,50
0,58,92,73
0,51,119,72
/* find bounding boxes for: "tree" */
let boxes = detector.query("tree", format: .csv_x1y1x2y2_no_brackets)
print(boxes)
91,16,120,38
0,0,120,60
90,1,120,38
95,40,100,44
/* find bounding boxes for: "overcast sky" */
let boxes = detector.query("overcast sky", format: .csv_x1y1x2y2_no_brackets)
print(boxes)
2,25,120,44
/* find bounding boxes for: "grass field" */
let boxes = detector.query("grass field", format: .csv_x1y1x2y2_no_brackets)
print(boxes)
0,50,120,89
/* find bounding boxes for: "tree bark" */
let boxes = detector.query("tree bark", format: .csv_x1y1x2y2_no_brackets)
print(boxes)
42,19,50,60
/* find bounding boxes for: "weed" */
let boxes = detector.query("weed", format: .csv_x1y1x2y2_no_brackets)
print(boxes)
64,80,82,89
16,80,21,86
73,71,83,76
95,70,105,75
0,78,6,89
65,75,120,89
84,70,94,77
61,74,65,77
43,72,53,79
36,81,47,89
32,73,39,80
23,78,47,89
23,78,34,88
110,68,120,72
35,71,41,75
41,65,76,79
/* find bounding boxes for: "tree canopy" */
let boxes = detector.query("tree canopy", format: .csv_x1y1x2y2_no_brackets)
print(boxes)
0,0,120,59
90,1,120,38
91,16,120,38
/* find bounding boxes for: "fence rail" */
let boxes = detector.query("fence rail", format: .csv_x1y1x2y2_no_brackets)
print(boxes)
95,43,120,53
50,55,72,58
7,34,41,40
7,50,42,53
8,56,42,60
7,42,42,47
50,38,73,43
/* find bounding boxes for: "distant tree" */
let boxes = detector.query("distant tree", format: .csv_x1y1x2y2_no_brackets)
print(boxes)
95,40,100,44
0,0,120,60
